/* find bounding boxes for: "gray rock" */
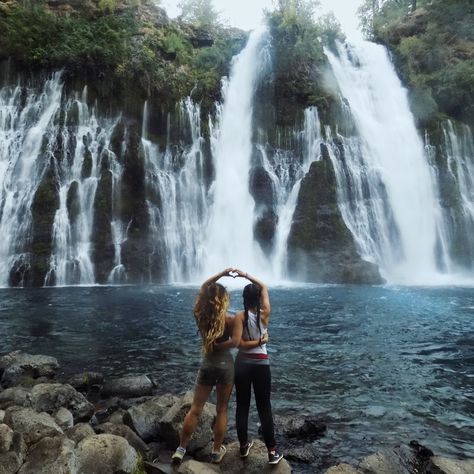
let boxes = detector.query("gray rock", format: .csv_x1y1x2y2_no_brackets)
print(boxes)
3,407,63,446
105,408,126,425
124,393,178,441
67,372,104,392
54,407,74,430
428,456,474,474
0,452,23,474
75,434,139,474
218,440,291,473
0,387,32,409
359,448,411,474
18,435,76,474
178,459,220,474
95,422,149,456
30,383,94,422
326,464,364,474
0,424,14,453
0,410,5,423
102,375,154,398
65,423,95,444
159,392,215,454
274,413,327,441
0,352,59,388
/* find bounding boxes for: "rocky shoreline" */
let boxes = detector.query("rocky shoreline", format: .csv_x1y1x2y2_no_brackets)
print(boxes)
0,351,472,474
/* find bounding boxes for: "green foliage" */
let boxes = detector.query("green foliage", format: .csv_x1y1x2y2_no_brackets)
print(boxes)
178,0,222,28
0,4,134,73
358,0,474,123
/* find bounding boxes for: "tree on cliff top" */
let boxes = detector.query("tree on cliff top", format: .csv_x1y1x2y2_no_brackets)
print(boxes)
178,0,222,28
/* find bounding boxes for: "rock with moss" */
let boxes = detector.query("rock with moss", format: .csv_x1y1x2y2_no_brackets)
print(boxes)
288,144,382,284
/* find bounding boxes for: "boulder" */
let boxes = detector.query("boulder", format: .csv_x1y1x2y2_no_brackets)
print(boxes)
54,407,74,430
124,394,178,441
75,434,139,474
159,392,215,454
105,408,126,425
3,407,63,446
0,452,23,474
427,456,474,474
30,383,94,422
102,375,154,399
326,464,364,474
217,440,291,473
0,410,4,423
95,422,149,456
178,459,220,473
18,435,76,474
67,372,104,392
65,423,95,445
0,387,31,410
0,424,14,453
274,414,327,441
359,448,413,474
0,352,59,388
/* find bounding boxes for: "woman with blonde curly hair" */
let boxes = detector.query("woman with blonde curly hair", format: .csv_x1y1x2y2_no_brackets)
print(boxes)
171,268,244,465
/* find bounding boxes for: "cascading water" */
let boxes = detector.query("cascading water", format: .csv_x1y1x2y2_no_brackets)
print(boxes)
143,98,209,282
0,74,63,286
203,26,270,276
326,41,446,284
261,107,323,278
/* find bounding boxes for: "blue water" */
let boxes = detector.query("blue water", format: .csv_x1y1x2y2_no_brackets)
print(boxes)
1,285,473,470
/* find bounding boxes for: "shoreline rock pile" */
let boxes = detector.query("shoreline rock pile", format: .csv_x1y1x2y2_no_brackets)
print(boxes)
0,351,472,474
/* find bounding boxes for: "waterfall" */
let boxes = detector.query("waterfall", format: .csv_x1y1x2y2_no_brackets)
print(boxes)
263,108,323,278
203,26,270,276
0,74,63,286
46,91,121,286
143,98,209,282
326,41,446,284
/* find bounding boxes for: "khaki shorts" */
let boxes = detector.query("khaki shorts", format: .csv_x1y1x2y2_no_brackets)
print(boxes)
196,351,234,386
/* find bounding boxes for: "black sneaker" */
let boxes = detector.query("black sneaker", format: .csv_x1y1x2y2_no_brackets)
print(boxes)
268,449,283,465
240,440,254,458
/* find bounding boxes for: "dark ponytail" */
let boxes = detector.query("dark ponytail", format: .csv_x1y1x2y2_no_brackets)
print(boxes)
242,284,262,340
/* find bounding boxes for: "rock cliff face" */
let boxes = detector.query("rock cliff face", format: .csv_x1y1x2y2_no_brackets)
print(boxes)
287,145,382,284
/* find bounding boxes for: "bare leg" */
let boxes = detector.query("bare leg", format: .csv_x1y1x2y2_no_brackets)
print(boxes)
212,383,234,451
179,384,213,449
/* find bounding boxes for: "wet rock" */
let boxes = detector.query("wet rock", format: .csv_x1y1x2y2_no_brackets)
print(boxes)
124,393,178,441
95,422,149,456
3,407,63,446
326,464,363,474
284,445,319,464
102,375,154,399
18,435,76,474
67,372,104,392
427,456,474,474
274,414,327,441
0,352,59,388
0,387,31,409
30,383,94,422
66,181,81,226
287,146,383,284
65,423,95,444
54,407,74,430
217,440,291,473
75,434,139,474
159,392,215,454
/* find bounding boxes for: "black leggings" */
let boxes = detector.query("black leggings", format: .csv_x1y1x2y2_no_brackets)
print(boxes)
234,361,276,450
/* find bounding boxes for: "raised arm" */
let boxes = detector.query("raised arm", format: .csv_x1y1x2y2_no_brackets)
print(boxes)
200,268,233,289
233,269,271,325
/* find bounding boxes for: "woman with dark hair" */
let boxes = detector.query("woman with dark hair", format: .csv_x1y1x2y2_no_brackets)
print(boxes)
171,268,243,465
233,269,283,465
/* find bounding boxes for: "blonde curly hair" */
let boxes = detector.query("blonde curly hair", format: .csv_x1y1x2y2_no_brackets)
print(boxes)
193,282,229,355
